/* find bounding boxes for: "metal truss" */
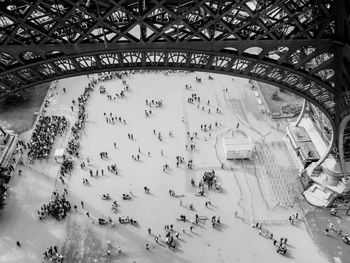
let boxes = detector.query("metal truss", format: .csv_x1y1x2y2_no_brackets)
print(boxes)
0,0,349,161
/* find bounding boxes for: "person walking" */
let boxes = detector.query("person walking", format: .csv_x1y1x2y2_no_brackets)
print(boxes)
16,241,21,247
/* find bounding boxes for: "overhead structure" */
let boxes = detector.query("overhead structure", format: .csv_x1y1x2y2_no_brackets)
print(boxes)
0,0,349,165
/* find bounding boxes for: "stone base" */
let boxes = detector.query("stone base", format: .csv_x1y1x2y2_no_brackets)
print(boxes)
303,157,350,207
323,158,350,187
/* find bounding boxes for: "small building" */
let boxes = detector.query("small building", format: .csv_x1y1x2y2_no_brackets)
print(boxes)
286,126,320,168
54,148,65,163
223,137,254,160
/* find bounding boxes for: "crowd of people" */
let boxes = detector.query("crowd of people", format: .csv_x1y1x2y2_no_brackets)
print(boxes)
67,83,94,157
38,191,71,220
42,245,64,262
95,71,125,82
20,70,324,261
252,222,289,255
324,221,350,245
28,116,67,160
59,156,73,177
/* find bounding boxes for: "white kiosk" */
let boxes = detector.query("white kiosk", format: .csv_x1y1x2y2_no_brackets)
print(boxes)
223,137,254,160
54,148,65,163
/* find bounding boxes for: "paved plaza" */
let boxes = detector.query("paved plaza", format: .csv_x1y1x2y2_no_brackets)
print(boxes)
0,71,349,263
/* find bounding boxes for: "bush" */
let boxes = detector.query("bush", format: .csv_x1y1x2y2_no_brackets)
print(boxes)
280,103,302,115
271,91,280,100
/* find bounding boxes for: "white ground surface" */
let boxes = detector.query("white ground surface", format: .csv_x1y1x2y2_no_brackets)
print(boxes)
0,71,330,263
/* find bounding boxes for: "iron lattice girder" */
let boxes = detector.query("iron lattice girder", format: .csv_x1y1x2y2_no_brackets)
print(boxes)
0,45,336,120
0,0,348,132
0,0,335,42
0,0,339,98
0,36,338,112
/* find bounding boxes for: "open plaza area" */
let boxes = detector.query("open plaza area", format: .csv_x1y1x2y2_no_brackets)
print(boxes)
1,1,350,263
0,71,349,263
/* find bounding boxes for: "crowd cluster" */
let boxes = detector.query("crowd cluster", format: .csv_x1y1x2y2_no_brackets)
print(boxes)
253,222,288,255
28,116,67,160
67,83,94,157
38,191,71,220
59,156,73,177
21,71,310,261
43,245,64,262
324,221,350,244
95,71,126,82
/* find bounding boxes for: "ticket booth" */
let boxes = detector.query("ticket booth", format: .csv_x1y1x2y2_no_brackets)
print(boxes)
223,137,254,160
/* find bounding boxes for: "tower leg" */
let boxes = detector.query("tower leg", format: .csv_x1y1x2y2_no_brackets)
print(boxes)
294,99,307,127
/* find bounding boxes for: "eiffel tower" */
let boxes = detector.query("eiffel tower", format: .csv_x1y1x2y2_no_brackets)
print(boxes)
0,0,349,173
